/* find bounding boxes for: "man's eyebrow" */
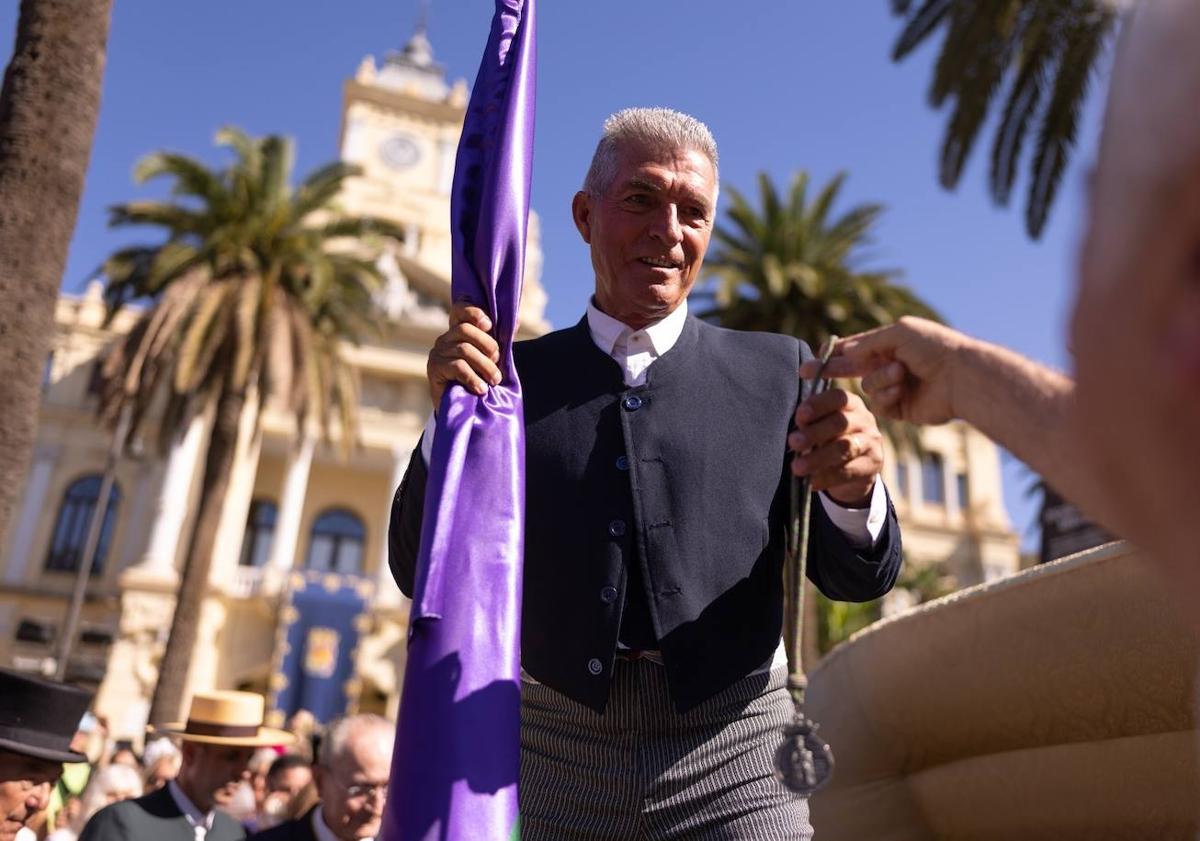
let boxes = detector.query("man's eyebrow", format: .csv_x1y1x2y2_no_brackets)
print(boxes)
621,177,713,212
623,176,664,192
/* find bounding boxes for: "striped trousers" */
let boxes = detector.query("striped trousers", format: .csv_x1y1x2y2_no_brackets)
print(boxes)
520,659,812,840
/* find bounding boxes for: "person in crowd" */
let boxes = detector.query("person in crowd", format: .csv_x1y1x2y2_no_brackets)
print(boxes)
78,691,291,841
282,713,316,764
240,748,281,834
141,738,181,793
249,715,391,841
105,744,139,772
45,713,99,833
255,755,313,830
810,0,1200,633
0,669,93,841
391,107,902,839
45,796,82,841
280,783,318,826
46,764,143,841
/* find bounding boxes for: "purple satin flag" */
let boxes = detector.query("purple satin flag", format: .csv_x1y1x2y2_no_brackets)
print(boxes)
381,2,535,840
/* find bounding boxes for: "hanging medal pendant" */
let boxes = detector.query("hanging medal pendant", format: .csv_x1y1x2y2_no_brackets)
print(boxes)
774,713,834,795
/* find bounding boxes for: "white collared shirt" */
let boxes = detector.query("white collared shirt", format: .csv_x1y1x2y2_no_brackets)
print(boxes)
421,299,886,546
167,780,215,841
312,805,372,841
584,296,690,387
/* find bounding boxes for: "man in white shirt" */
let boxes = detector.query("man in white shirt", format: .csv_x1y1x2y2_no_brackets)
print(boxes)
397,107,903,839
80,692,292,841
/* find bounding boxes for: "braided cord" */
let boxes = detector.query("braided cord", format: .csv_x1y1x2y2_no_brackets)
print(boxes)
784,337,838,710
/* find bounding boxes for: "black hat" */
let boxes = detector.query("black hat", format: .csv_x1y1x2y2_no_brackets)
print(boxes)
0,668,93,763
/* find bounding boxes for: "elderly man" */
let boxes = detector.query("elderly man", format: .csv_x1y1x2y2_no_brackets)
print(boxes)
812,0,1200,633
390,108,903,839
0,670,92,841
249,714,391,841
79,691,292,841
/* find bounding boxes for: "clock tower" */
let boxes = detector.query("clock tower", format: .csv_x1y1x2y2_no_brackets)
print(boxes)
338,22,548,333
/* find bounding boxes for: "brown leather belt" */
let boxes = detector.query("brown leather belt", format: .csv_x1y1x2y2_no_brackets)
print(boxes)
615,649,663,663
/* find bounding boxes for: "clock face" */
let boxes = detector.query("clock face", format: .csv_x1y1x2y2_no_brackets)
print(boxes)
379,134,421,170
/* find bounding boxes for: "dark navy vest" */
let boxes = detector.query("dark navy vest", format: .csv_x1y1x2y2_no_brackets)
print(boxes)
517,316,802,712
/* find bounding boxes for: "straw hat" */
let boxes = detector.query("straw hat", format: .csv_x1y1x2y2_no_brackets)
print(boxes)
153,691,294,747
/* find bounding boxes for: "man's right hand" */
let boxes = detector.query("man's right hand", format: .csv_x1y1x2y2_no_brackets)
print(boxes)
427,303,502,406
800,316,969,426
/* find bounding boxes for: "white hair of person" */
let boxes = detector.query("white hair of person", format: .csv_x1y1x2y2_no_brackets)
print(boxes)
317,714,393,769
582,107,719,199
75,763,144,830
140,736,180,769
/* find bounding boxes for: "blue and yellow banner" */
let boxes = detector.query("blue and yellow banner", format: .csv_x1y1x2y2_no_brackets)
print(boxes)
269,570,373,726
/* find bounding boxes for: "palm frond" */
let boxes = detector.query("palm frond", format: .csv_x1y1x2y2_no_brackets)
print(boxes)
988,3,1056,205
108,200,209,235
891,0,1121,238
1026,10,1110,236
893,0,954,60
133,151,227,207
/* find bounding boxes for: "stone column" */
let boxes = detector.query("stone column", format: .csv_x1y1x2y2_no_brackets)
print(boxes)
267,435,315,574
135,411,209,579
4,443,60,584
210,390,263,585
116,463,158,573
375,446,412,607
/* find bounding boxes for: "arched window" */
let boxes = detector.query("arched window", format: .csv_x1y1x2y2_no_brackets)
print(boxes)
305,508,366,575
239,499,278,568
44,475,121,575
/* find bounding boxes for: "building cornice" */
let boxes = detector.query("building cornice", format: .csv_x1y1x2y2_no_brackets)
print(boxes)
342,80,466,129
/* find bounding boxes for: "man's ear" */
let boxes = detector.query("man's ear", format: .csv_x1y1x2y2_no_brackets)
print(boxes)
571,191,592,244
312,763,327,800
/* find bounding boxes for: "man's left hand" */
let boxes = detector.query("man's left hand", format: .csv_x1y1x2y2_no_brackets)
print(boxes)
788,387,883,506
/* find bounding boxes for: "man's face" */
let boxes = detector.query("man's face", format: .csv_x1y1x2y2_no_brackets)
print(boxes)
267,765,312,801
315,732,392,841
185,743,255,807
0,750,62,841
1070,0,1200,613
573,141,717,329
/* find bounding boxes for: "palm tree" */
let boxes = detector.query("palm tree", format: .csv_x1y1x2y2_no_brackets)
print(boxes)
890,0,1124,237
698,170,940,347
96,127,405,724
0,0,113,548
697,170,941,663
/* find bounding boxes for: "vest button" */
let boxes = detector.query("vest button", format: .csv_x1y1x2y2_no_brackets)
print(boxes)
600,585,618,604
587,658,603,676
607,519,627,538
615,455,630,471
622,395,643,411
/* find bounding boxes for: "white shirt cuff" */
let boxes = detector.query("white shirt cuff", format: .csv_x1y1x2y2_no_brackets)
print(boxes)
419,411,437,465
818,481,888,549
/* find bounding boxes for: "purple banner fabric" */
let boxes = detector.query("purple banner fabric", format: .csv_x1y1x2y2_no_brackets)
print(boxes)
381,2,535,840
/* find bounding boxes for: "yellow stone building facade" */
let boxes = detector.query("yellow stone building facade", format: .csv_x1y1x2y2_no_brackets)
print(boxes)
0,29,1018,741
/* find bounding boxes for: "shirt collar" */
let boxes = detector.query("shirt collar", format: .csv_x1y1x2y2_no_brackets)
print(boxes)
585,298,689,356
166,780,214,830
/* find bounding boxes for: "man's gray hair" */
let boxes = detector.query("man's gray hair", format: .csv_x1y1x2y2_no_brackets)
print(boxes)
317,713,392,768
582,107,719,196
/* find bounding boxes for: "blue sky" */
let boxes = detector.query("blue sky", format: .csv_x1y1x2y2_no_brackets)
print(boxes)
1,1,1112,547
